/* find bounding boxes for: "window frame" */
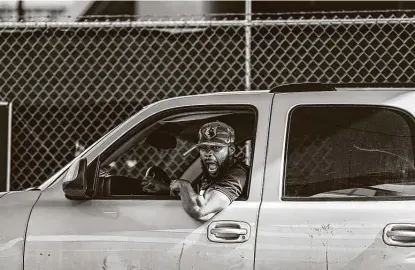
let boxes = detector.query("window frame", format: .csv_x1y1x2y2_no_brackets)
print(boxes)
89,104,259,201
281,104,415,202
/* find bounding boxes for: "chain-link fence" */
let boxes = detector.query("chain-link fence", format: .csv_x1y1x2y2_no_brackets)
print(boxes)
1,12,415,190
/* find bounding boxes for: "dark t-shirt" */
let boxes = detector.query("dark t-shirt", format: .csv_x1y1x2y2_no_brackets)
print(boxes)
193,160,248,203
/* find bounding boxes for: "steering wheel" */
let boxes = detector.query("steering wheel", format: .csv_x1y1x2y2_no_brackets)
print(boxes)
144,166,171,185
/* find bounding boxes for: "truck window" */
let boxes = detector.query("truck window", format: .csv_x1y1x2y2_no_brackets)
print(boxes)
283,105,415,199
96,107,257,200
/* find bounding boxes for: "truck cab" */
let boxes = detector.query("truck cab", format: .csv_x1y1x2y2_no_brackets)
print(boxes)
2,83,415,270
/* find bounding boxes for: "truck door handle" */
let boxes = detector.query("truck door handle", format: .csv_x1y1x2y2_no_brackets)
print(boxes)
207,221,251,243
386,230,415,240
210,228,247,236
383,224,415,247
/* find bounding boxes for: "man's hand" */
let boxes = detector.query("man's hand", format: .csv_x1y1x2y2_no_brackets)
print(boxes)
170,179,190,196
141,176,170,194
170,180,181,196
171,179,231,221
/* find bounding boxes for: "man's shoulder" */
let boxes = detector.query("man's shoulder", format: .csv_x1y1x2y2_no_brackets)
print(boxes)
220,159,249,186
227,159,249,175
209,159,249,202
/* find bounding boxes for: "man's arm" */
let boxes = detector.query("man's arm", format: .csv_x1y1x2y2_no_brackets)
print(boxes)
175,181,231,222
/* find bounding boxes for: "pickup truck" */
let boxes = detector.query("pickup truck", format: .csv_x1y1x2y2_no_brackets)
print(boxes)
2,83,415,270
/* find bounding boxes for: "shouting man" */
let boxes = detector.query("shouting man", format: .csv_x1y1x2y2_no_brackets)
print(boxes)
142,121,248,221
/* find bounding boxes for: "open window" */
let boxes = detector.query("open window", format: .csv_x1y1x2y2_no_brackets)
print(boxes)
93,106,257,200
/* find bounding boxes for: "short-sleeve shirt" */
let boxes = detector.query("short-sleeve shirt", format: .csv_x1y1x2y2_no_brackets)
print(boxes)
193,160,248,203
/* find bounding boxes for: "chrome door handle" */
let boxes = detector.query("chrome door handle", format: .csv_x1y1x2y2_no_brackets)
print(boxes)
208,221,251,243
384,224,415,247
386,230,415,240
210,228,248,236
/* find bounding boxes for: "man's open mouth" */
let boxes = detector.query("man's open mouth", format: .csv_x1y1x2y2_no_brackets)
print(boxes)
205,161,218,173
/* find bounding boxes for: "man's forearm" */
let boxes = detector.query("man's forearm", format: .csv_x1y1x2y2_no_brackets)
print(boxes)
178,181,205,219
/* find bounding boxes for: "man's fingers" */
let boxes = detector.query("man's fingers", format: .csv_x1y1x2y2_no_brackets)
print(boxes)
169,185,180,197
170,189,179,196
142,177,155,186
143,184,157,193
143,182,154,189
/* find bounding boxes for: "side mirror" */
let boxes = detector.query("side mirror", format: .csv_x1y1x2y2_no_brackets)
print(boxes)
62,158,98,200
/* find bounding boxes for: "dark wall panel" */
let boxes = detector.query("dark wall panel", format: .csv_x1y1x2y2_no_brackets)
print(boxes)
0,102,11,192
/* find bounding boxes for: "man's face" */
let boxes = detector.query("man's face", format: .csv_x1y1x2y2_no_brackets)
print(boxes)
199,144,234,177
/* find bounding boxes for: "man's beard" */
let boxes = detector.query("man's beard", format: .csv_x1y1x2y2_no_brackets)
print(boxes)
200,156,234,180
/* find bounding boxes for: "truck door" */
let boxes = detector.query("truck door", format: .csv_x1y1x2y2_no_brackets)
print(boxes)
24,93,273,270
256,90,415,270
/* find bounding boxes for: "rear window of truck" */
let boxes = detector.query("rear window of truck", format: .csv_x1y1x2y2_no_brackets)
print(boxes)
283,105,415,200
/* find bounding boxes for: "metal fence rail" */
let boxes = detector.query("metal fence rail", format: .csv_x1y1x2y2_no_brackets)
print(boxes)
1,13,415,190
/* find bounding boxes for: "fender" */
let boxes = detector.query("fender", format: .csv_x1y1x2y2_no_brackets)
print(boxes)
0,191,41,270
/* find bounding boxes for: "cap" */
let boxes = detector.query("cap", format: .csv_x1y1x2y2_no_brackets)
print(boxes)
183,121,235,156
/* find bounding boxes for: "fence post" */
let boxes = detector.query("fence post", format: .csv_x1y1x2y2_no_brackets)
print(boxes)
245,0,252,166
245,1,252,92
0,101,12,192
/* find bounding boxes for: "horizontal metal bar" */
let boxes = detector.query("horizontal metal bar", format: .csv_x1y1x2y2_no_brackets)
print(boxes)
266,17,415,26
1,17,415,29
